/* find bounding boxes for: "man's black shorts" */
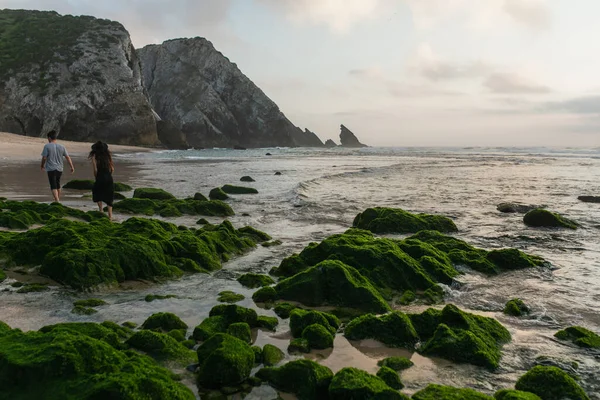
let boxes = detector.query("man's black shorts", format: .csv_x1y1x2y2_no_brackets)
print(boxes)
47,170,62,190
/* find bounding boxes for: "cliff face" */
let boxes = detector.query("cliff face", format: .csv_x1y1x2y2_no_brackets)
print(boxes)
340,124,367,148
0,10,158,145
138,38,323,149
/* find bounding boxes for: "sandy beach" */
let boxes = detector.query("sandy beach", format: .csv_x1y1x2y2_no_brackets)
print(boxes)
0,132,153,162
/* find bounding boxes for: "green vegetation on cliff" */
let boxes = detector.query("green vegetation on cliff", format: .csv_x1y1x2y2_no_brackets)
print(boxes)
353,207,458,234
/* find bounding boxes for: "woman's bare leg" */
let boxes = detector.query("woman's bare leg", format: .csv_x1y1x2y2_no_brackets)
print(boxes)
97,202,103,212
108,206,113,221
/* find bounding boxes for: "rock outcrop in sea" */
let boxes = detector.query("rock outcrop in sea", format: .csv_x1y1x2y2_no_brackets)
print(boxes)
325,139,338,147
339,124,367,147
0,10,159,146
138,38,323,149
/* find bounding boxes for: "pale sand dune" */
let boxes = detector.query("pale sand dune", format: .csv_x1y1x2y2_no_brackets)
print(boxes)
0,132,153,161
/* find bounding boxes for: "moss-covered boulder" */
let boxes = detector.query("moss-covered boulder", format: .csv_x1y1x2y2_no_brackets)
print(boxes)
0,321,11,335
209,187,229,201
252,286,278,303
193,192,208,201
504,299,530,317
196,333,255,389
274,302,298,319
64,180,132,192
329,367,409,400
133,188,176,200
554,326,600,349
222,185,258,194
345,311,419,348
288,338,310,353
377,356,414,371
495,390,542,400
237,273,275,288
302,324,334,349
0,269,6,283
398,290,416,305
226,322,252,343
126,330,194,363
353,207,458,234
240,176,255,182
0,327,195,399
113,198,234,217
71,306,97,315
73,298,107,307
193,305,258,341
515,366,589,400
523,209,577,229
290,309,340,338
376,366,403,390
217,291,245,303
39,322,121,348
257,316,278,331
16,283,49,293
145,294,177,302
168,329,187,342
257,359,333,400
412,384,493,399
274,260,391,313
0,200,102,229
262,344,284,366
141,312,188,332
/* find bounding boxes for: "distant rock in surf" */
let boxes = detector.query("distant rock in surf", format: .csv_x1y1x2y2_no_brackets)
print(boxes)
325,139,338,147
578,196,600,203
497,203,540,214
339,124,367,148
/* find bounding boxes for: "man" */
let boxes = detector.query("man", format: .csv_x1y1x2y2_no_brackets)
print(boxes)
41,130,74,203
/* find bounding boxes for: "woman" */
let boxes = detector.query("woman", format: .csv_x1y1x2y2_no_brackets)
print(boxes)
89,141,114,220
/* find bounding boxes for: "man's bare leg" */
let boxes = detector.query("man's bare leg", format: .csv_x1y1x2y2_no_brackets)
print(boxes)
108,206,113,221
51,189,60,203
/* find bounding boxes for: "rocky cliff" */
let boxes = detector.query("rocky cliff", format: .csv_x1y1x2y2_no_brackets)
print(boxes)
324,139,338,147
138,38,323,149
0,10,158,145
340,124,367,148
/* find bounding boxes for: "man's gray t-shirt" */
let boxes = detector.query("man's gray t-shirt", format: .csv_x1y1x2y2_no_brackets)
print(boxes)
41,143,68,172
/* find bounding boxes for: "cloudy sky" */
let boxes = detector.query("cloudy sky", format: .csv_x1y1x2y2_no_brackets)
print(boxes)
2,0,600,146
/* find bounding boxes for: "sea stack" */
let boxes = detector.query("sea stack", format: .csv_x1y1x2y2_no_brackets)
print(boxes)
324,139,338,147
339,125,368,148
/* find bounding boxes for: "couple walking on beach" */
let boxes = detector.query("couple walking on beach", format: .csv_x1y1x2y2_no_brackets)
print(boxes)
41,131,115,220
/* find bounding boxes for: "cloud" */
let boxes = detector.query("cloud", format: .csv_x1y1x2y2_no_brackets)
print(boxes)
542,96,600,115
503,0,551,30
484,73,551,94
414,43,489,81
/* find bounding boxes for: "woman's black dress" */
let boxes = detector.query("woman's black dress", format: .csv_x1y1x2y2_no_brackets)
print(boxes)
92,166,114,206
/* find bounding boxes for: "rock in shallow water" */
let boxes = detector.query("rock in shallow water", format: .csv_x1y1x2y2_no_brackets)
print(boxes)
578,195,600,203
523,209,578,229
497,203,540,213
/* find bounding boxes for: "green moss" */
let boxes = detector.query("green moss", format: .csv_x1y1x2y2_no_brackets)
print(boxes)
141,312,188,332
39,322,121,348
0,325,195,399
133,188,176,200
226,322,252,343
145,294,177,302
302,324,334,349
113,182,133,192
122,321,138,329
197,218,210,225
221,185,258,194
256,359,333,400
17,284,49,293
0,269,6,283
424,286,444,304
274,260,391,313
0,321,11,335
257,316,278,331
494,390,542,400
71,305,97,315
252,286,278,303
290,309,340,338
240,176,255,182
73,298,107,307
523,209,577,229
554,326,600,349
196,333,255,389
0,200,91,229
412,384,493,399
238,273,275,288
353,207,458,234
288,338,310,353
209,188,229,201
193,305,259,341
252,345,263,364
113,198,234,217
101,321,132,339
345,311,419,348
262,344,284,366
168,329,187,342
398,290,416,305
126,330,195,363
63,180,132,192
218,291,245,303
376,366,403,390
377,356,414,371
193,316,228,341
238,226,272,241
274,302,298,319
329,367,409,400
504,299,530,317
515,366,589,400
193,192,208,201
182,339,196,349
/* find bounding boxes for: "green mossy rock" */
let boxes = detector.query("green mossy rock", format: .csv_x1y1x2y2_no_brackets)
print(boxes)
133,188,176,200
197,218,210,225
73,298,107,307
167,329,187,342
398,290,416,305
145,294,177,302
218,291,245,303
288,338,310,353
101,321,132,340
252,345,263,364
226,322,252,343
523,209,577,229
376,366,403,390
122,321,138,329
17,284,49,293
240,176,255,182
0,321,11,335
182,339,196,349
290,309,340,338
262,239,283,247
193,316,228,341
345,311,419,348
515,366,589,400
554,326,600,349
39,322,121,349
141,312,188,332
193,192,208,201
329,367,409,400
209,187,229,201
237,273,275,288
0,200,94,229
71,306,97,315
495,390,542,400
353,207,458,234
274,259,391,313
262,344,284,366
252,286,278,303
113,192,126,201
274,302,298,319
377,356,414,371
257,316,278,331
196,333,255,389
256,359,333,400
0,325,194,399
504,299,530,317
412,384,493,399
126,330,194,363
113,182,133,192
238,226,272,241
113,198,234,217
302,324,334,349
63,180,132,192
193,305,259,341
221,185,258,194
0,269,5,283
0,218,263,289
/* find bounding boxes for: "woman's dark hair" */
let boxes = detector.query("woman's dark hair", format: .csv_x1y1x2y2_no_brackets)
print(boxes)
89,141,113,170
